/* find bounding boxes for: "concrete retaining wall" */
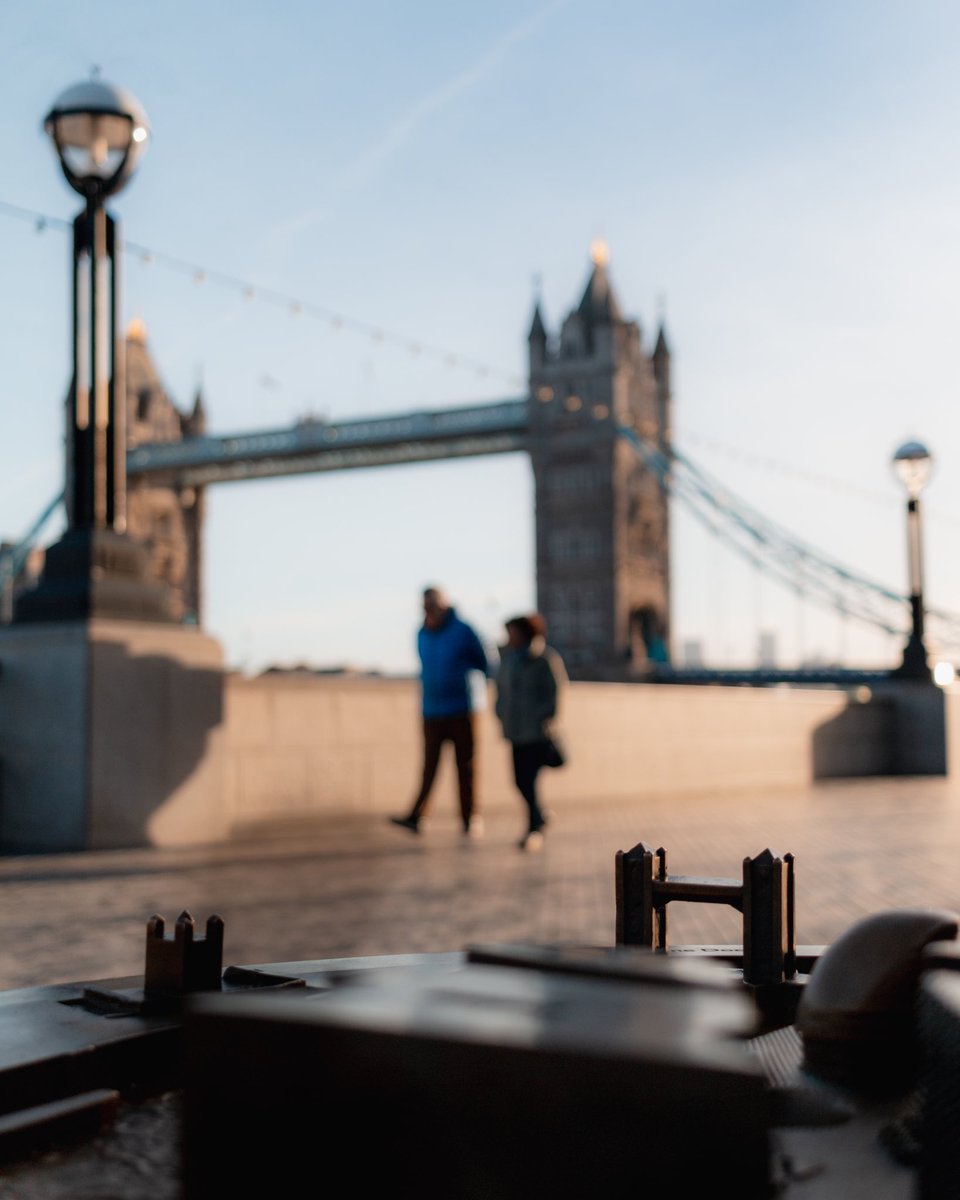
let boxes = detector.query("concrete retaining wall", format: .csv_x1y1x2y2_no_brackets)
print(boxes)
0,620,227,852
3,646,951,850
220,674,904,836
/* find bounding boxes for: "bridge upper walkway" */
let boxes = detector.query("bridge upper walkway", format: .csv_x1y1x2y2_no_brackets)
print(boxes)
126,397,529,486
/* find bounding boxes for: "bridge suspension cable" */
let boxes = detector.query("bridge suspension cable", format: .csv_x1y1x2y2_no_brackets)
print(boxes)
0,197,525,389
0,491,63,597
618,426,960,654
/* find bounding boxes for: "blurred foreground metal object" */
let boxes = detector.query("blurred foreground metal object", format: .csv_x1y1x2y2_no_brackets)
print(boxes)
181,950,770,1198
144,912,224,998
615,842,796,983
2,849,959,1197
615,841,809,1031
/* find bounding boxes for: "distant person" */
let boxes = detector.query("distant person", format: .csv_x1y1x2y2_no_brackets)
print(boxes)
647,613,669,666
495,613,568,853
389,586,490,838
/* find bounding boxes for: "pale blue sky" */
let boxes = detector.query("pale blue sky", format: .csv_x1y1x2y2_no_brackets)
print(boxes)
2,1,960,673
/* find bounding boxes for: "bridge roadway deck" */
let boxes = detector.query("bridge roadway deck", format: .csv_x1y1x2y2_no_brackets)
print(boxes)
0,775,957,1198
1,772,959,991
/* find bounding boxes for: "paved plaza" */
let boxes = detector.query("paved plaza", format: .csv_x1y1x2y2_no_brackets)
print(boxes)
2,773,960,992
0,772,957,1199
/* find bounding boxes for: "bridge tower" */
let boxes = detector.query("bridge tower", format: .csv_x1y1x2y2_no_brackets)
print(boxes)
527,245,671,679
124,320,205,624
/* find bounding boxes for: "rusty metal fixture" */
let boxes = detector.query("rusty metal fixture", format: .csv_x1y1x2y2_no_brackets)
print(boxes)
144,911,224,997
614,842,796,986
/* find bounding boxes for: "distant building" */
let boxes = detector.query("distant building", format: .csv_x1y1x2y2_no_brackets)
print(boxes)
528,243,672,679
681,638,705,668
757,631,778,669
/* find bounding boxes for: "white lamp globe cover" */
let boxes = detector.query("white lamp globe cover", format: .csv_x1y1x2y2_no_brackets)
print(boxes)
892,440,933,499
44,80,150,194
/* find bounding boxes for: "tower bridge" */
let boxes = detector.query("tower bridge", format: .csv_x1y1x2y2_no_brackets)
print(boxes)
114,248,673,680
5,249,944,682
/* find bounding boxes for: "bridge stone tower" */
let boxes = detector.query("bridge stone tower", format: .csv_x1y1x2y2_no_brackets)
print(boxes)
527,245,671,680
125,320,205,624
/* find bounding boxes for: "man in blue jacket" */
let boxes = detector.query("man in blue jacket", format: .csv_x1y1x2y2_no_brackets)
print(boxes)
390,586,490,837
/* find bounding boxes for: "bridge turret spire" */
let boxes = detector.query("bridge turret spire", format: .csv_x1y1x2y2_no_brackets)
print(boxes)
529,298,547,338
187,386,207,436
578,240,622,325
528,300,547,345
528,282,548,370
653,320,672,448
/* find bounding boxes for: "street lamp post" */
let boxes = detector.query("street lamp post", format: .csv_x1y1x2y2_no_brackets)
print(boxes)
0,78,227,856
891,440,933,681
14,78,171,622
46,78,149,536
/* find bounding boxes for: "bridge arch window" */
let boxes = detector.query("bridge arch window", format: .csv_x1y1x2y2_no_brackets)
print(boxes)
549,612,571,639
581,612,605,640
546,463,604,496
547,528,602,561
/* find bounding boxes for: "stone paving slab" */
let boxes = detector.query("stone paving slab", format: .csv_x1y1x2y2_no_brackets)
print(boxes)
0,774,957,1199
1,774,959,991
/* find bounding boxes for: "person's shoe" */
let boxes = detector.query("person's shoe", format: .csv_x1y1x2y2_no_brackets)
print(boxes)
519,830,544,853
389,815,420,834
463,815,485,839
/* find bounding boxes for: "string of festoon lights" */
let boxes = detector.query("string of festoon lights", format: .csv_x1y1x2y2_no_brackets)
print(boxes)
9,195,958,535
0,198,526,389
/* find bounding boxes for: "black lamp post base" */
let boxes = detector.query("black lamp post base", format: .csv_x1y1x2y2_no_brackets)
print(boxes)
13,528,176,624
891,633,932,682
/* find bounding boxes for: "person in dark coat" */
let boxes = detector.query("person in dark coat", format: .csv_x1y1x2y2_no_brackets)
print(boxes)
495,613,568,852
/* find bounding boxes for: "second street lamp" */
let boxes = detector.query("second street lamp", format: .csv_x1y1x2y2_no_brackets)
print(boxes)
891,439,933,681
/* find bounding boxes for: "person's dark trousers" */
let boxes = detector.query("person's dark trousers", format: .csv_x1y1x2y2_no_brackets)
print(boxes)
409,713,476,830
512,742,548,834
